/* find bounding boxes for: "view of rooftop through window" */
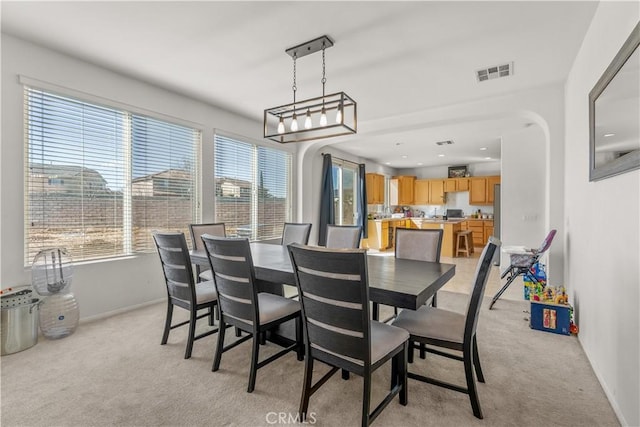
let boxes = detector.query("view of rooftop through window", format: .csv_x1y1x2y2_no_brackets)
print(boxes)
24,87,199,263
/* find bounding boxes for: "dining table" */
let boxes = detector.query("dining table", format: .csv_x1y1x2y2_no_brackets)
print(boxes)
190,242,456,320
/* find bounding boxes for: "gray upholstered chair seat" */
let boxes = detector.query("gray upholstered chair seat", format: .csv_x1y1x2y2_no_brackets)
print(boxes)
195,280,218,304
392,306,464,347
199,269,213,282
371,321,410,364
258,292,301,324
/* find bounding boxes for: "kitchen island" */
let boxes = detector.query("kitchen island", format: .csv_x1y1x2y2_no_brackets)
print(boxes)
363,218,410,251
364,217,493,257
406,218,467,258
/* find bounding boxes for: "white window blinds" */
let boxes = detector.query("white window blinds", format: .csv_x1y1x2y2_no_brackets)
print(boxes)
214,134,292,241
24,87,200,264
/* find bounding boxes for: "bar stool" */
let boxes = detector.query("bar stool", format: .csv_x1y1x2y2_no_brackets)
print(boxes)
456,230,473,257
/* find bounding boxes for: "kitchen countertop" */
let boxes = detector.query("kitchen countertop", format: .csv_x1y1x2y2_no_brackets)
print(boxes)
370,217,492,224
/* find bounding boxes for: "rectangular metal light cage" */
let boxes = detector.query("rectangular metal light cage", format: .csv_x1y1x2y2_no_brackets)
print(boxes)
264,91,357,143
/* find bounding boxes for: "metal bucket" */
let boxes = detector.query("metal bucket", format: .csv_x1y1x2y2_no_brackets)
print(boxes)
1,288,40,356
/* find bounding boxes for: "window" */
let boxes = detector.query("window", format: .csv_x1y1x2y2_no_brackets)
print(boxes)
214,133,292,240
25,87,200,264
332,160,359,225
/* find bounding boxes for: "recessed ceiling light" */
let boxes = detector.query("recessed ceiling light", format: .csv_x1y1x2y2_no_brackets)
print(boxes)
438,154,445,157
480,147,487,151
385,162,391,165
603,133,615,137
417,162,423,166
484,157,492,160
401,155,408,159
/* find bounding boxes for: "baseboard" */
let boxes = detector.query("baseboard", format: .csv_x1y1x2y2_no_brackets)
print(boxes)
578,335,629,426
80,298,164,324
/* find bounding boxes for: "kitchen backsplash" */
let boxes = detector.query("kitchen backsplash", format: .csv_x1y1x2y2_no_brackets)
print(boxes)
369,192,494,218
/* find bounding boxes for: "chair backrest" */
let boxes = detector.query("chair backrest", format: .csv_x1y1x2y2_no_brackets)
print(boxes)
535,229,557,254
464,236,501,343
281,222,312,246
201,235,258,329
189,223,226,251
288,244,371,369
325,225,362,249
395,228,443,262
152,232,196,306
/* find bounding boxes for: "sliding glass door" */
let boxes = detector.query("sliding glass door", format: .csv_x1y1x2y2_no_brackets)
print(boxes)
332,160,358,225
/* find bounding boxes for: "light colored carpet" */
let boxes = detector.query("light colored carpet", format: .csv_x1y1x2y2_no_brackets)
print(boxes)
1,292,618,427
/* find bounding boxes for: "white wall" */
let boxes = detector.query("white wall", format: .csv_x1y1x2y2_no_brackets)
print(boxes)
564,3,639,426
0,35,296,319
500,126,547,267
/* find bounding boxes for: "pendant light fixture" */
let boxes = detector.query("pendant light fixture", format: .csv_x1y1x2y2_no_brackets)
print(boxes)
264,35,357,143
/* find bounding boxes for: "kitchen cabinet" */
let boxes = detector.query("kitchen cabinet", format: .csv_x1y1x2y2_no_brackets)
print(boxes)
467,219,494,247
414,180,429,205
413,179,445,205
469,175,500,205
428,180,445,204
443,177,469,193
365,173,385,204
484,223,495,241
390,176,415,205
444,179,457,193
456,177,469,191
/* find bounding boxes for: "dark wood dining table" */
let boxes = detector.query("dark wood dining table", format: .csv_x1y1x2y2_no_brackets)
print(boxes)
190,242,456,320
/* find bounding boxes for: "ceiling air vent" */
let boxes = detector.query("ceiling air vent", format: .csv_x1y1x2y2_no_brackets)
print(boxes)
476,62,513,82
435,140,454,146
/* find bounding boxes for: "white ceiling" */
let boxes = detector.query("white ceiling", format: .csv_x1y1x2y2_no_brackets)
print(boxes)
1,1,598,168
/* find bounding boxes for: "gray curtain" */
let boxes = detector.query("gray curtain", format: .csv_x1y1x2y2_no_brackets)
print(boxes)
318,153,335,246
358,164,368,238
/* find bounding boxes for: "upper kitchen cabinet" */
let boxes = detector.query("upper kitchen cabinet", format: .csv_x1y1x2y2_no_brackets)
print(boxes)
414,179,429,205
390,176,415,205
469,175,501,205
414,179,445,205
443,177,469,192
365,173,385,204
428,179,445,204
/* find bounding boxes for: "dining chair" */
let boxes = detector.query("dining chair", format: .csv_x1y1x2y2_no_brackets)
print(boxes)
281,222,312,246
189,222,226,282
325,224,362,249
201,235,303,393
288,244,409,427
391,236,501,419
394,228,444,360
152,231,219,359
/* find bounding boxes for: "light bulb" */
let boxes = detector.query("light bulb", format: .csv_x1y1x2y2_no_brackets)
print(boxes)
277,117,285,134
304,109,312,129
320,107,327,127
290,113,298,132
335,103,343,124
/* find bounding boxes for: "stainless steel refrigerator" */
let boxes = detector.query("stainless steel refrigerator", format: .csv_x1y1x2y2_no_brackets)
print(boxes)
493,183,500,265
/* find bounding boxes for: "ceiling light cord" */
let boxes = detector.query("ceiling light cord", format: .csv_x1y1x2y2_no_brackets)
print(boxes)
320,43,328,127
290,53,298,131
